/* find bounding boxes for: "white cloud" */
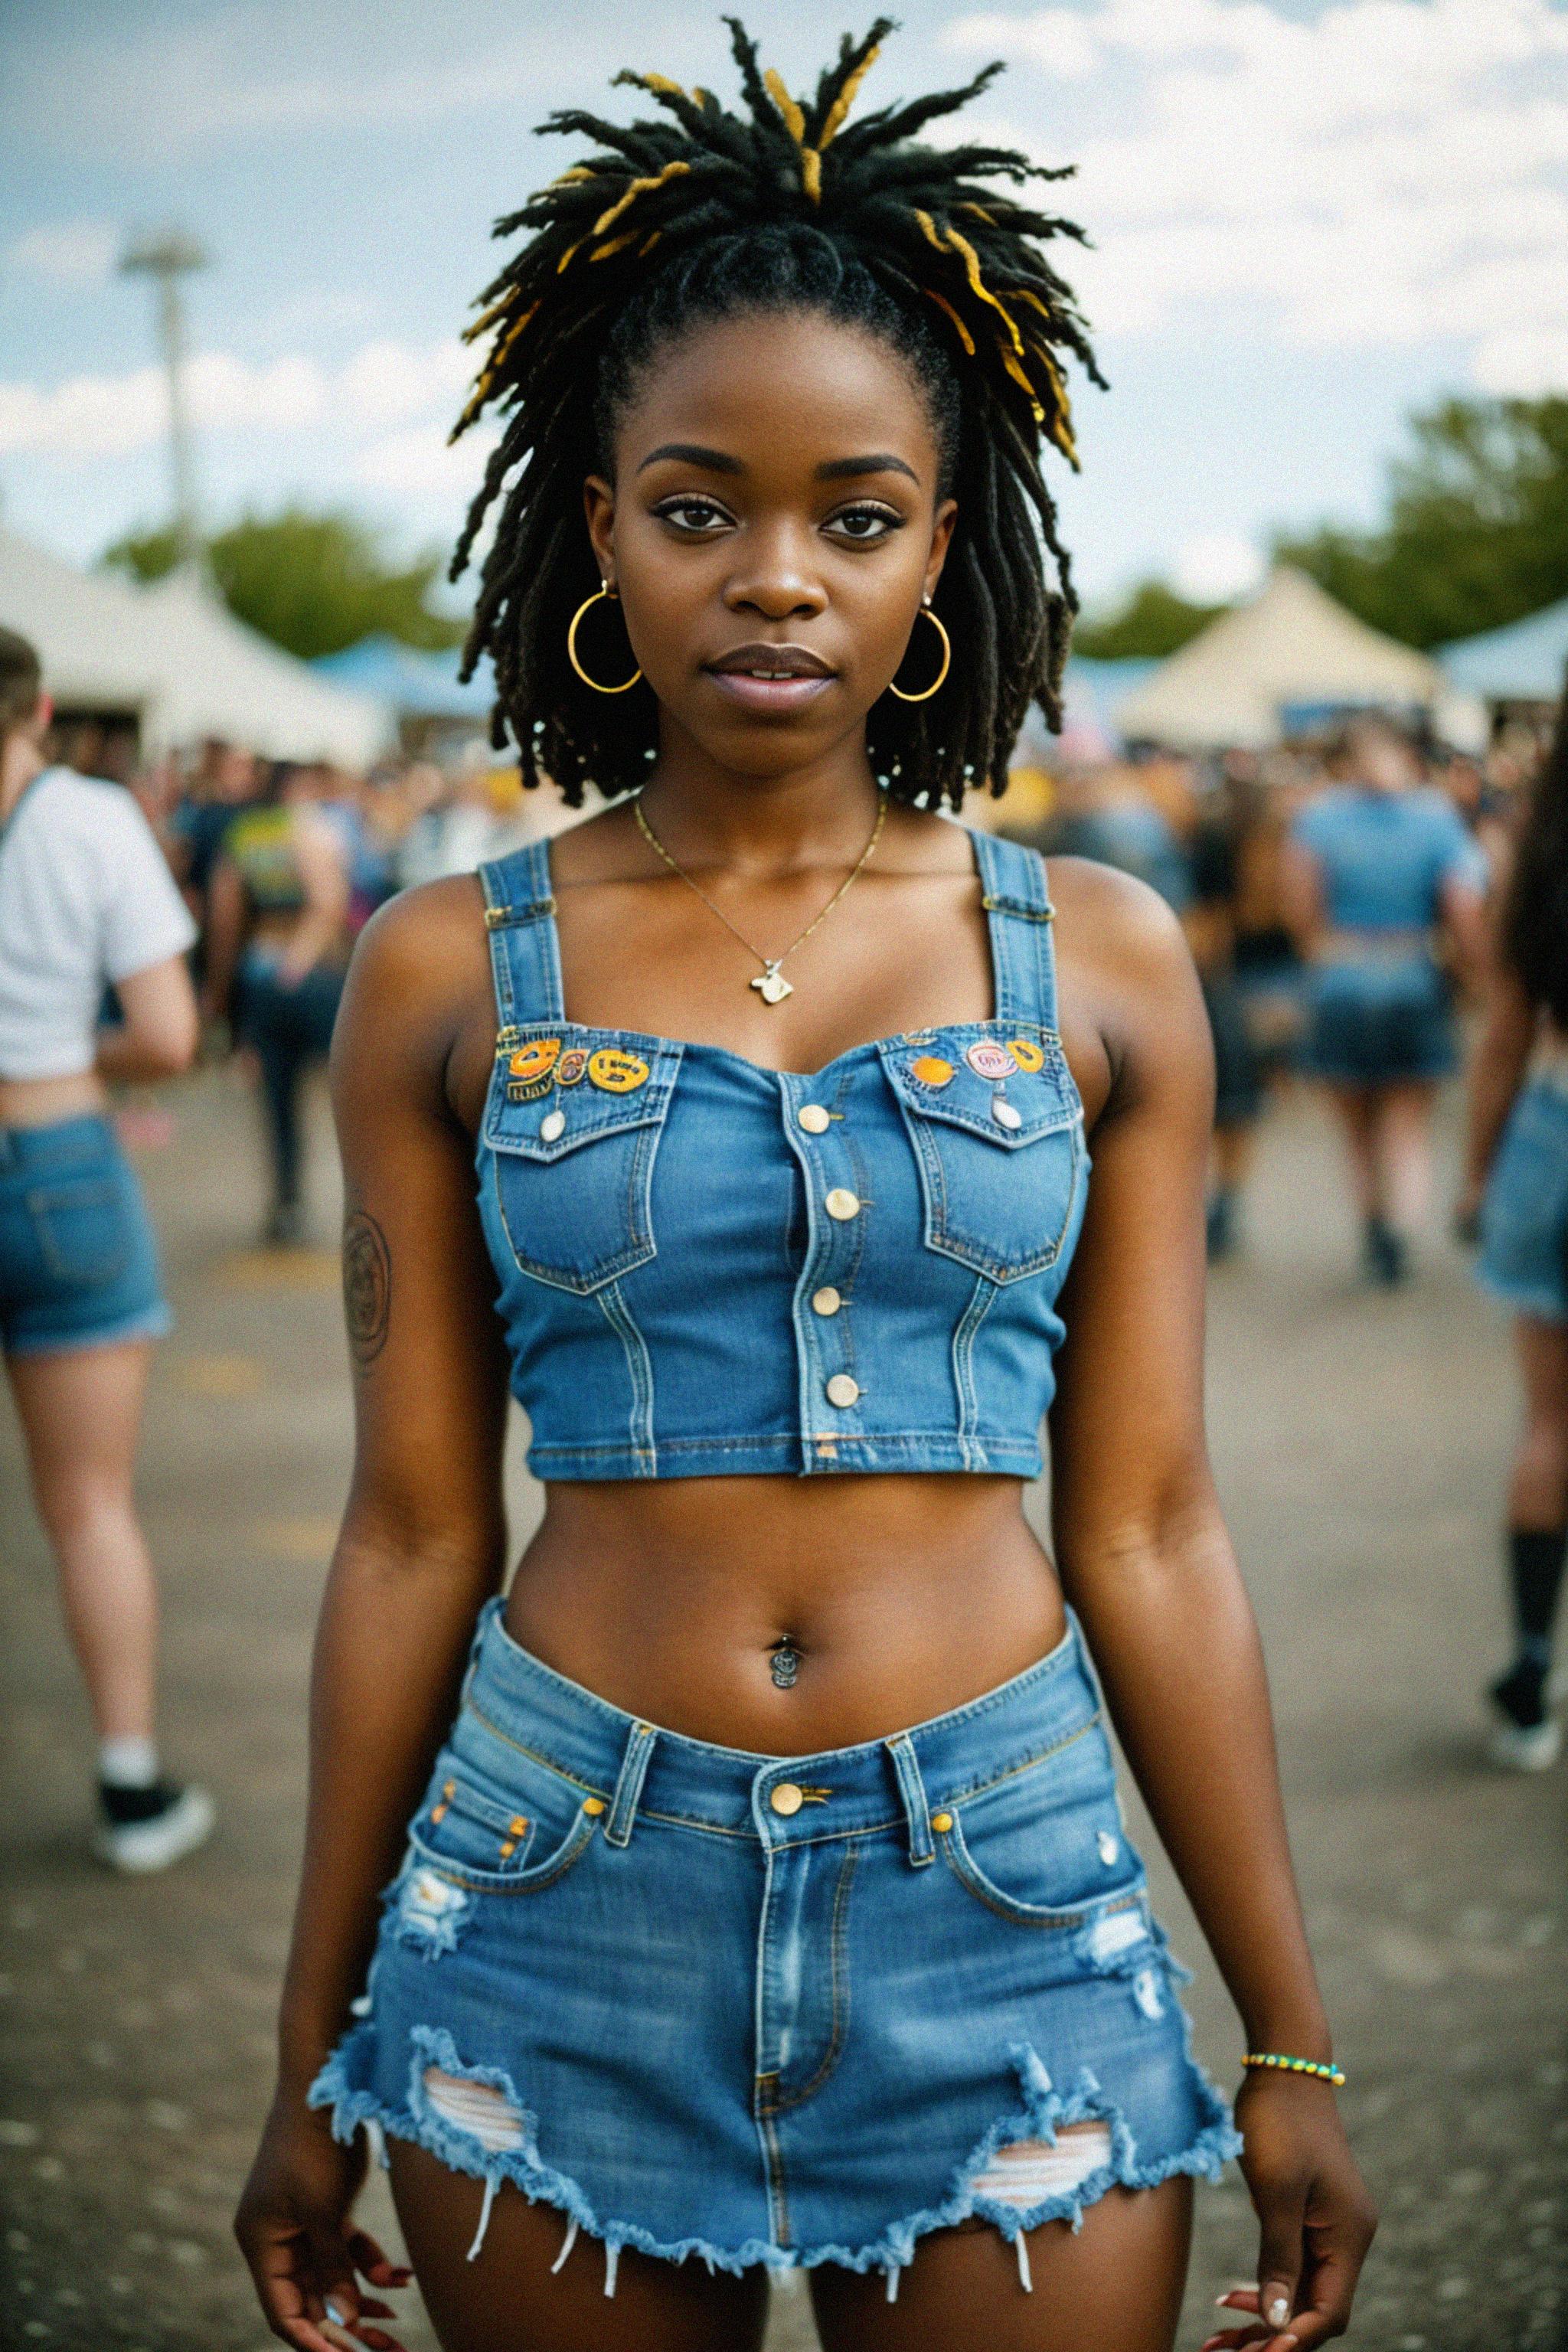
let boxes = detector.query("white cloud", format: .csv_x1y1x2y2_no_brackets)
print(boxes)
1472,328,1568,397
4,219,120,283
353,421,498,498
1171,533,1266,604
0,338,475,461
941,0,1568,368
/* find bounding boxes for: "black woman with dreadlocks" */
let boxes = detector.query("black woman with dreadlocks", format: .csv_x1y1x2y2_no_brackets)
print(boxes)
237,25,1373,2352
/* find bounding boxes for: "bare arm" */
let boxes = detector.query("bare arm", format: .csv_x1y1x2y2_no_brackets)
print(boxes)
1459,965,1536,1220
1050,874,1374,2350
237,881,508,2352
202,854,249,1025
96,953,199,1083
278,812,351,985
1278,837,1324,956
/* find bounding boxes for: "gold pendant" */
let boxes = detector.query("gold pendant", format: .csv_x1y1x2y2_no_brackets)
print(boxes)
751,965,793,1005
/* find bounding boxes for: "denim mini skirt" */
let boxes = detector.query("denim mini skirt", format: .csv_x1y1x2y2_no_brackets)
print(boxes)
312,1600,1240,2298
0,1113,170,1358
1478,1073,1568,1324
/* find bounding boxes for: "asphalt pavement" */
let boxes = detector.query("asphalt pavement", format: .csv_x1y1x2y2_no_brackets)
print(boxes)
1,1063,1563,2351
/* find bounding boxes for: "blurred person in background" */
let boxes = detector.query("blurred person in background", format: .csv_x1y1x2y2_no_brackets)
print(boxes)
1285,715,1487,1285
1459,670,1568,1769
1183,773,1264,1262
167,735,260,948
0,626,211,1871
204,761,351,1246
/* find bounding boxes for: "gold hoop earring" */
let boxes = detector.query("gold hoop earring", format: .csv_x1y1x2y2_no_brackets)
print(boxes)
887,604,951,704
567,583,642,694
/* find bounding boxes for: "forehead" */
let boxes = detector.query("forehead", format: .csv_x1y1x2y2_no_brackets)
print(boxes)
612,310,940,482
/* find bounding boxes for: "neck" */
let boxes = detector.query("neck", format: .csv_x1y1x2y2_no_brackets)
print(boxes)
0,730,44,822
637,727,883,874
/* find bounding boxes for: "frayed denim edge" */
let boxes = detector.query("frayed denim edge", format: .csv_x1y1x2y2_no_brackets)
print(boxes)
308,2025,1243,2287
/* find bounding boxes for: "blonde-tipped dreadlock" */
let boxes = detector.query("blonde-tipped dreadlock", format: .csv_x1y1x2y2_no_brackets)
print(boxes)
453,17,1101,810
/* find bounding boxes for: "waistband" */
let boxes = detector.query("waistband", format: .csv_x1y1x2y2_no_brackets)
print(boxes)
459,1598,1103,1857
0,1112,118,1173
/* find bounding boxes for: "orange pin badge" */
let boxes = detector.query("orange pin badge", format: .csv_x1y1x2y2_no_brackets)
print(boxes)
587,1047,651,1094
507,1037,562,1101
1008,1037,1046,1073
910,1054,955,1088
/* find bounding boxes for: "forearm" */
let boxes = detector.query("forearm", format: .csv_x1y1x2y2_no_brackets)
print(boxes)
1462,983,1533,1194
275,1524,504,2097
1065,1508,1331,2058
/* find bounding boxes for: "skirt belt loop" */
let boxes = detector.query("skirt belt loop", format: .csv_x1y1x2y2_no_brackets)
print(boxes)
604,1720,658,1848
884,1732,936,1867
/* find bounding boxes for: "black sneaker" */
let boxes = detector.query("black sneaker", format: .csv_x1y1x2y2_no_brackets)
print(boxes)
94,1782,216,1873
263,1200,308,1248
1486,1658,1561,1772
1206,1191,1237,1263
1364,1218,1408,1288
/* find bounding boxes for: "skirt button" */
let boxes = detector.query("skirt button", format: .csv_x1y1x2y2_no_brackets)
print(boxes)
769,1782,805,1817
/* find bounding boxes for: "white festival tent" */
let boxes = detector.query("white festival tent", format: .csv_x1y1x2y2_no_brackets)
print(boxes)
1115,567,1485,752
0,527,390,767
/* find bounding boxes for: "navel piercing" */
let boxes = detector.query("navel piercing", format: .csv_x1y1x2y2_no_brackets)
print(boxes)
769,1638,802,1690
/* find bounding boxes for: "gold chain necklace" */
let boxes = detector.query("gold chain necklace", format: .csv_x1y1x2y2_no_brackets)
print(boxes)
632,792,887,1004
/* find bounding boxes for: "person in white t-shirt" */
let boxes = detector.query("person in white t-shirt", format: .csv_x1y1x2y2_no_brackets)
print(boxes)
0,626,212,1872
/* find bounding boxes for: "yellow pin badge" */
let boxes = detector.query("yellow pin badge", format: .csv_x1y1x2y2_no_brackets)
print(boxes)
507,1037,562,1102
1007,1037,1046,1073
587,1047,651,1094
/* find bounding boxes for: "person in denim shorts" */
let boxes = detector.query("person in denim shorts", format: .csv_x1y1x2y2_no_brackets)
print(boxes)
0,627,211,1870
1462,673,1568,1769
237,30,1374,2352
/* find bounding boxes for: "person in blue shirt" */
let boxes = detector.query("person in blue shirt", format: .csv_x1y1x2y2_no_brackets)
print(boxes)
1287,717,1487,1285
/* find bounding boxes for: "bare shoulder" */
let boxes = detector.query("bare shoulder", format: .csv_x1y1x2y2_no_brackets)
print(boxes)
338,875,490,1059
1047,854,1191,983
1046,856,1207,1119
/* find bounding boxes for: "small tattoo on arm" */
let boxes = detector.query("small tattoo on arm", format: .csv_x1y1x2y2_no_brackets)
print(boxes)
343,1210,391,1370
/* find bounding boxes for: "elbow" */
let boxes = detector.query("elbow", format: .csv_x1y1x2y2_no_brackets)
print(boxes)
136,1013,200,1077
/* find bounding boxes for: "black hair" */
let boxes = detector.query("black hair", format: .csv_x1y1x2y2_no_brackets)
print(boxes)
0,626,42,757
1501,664,1568,1030
451,17,1099,810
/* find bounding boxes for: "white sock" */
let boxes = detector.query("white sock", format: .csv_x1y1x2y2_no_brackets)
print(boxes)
99,1736,159,1788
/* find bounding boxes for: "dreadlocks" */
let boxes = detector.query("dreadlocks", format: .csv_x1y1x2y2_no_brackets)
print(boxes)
452,17,1100,811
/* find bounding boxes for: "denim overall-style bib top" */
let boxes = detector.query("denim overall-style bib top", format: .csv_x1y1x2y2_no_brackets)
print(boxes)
474,823,1088,1481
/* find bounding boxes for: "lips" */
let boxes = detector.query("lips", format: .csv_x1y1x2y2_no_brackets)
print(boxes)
704,642,837,715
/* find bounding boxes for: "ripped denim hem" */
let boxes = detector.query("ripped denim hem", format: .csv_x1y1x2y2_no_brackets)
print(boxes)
308,2024,1243,2298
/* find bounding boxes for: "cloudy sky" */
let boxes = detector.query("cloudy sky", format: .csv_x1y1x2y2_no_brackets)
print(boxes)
2,0,1566,609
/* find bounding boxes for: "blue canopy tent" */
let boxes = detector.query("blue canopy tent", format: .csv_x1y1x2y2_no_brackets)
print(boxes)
312,635,494,724
1438,597,1568,704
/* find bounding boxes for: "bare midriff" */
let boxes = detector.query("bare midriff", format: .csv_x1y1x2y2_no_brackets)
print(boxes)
504,1474,1067,1755
0,1070,107,1129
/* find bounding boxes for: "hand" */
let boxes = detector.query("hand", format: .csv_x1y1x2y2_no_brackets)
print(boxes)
235,2093,412,2352
1200,2070,1377,2352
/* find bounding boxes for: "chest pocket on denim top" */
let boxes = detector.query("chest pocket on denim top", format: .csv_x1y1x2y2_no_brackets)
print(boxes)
482,1032,681,1295
880,1032,1084,1283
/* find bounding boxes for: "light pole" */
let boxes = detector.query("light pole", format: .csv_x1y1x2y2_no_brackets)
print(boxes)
119,229,209,570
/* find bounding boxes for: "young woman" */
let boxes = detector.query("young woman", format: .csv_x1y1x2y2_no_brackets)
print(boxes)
204,762,352,1245
1460,674,1568,1769
0,626,211,1870
236,28,1374,2352
1285,717,1487,1287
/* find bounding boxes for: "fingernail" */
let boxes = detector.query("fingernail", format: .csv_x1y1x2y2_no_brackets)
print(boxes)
1266,2295,1291,2326
325,2302,349,2325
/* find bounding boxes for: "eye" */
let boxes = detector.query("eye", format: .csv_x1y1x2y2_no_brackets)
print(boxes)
825,503,904,544
652,496,733,535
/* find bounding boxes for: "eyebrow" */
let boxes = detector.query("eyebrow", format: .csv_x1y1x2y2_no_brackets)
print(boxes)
635,443,920,485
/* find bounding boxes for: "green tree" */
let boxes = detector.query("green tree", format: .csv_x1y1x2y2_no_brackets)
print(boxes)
103,508,467,660
1276,397,1568,648
1072,579,1227,660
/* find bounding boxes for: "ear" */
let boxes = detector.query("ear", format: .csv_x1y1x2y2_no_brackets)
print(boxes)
923,497,958,604
583,475,616,587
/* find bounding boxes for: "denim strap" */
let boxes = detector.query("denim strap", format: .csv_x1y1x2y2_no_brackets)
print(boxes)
478,840,565,1033
884,1732,936,1867
969,828,1058,1033
604,1719,658,1848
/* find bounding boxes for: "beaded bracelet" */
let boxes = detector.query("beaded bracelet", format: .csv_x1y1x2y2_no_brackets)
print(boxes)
1243,2052,1346,2087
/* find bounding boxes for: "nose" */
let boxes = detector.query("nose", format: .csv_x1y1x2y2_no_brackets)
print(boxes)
723,523,827,622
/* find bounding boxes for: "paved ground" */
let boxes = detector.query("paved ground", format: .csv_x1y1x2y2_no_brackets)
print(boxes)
1,1063,1564,2352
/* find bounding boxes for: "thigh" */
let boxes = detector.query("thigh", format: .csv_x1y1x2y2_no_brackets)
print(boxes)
811,2176,1193,2352
8,1338,151,1505
387,2140,769,2352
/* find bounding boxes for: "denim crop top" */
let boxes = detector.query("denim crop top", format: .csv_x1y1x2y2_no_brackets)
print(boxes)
473,824,1088,1481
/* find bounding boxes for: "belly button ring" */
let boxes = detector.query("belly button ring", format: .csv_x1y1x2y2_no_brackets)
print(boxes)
769,1640,801,1690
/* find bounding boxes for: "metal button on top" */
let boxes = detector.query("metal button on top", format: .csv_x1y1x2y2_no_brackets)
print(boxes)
825,1373,861,1409
1097,1828,1120,1865
931,1811,954,1834
797,1102,831,1135
583,1797,606,1817
825,1187,861,1221
991,1099,1023,1130
539,1108,567,1142
769,1782,805,1818
812,1285,842,1318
